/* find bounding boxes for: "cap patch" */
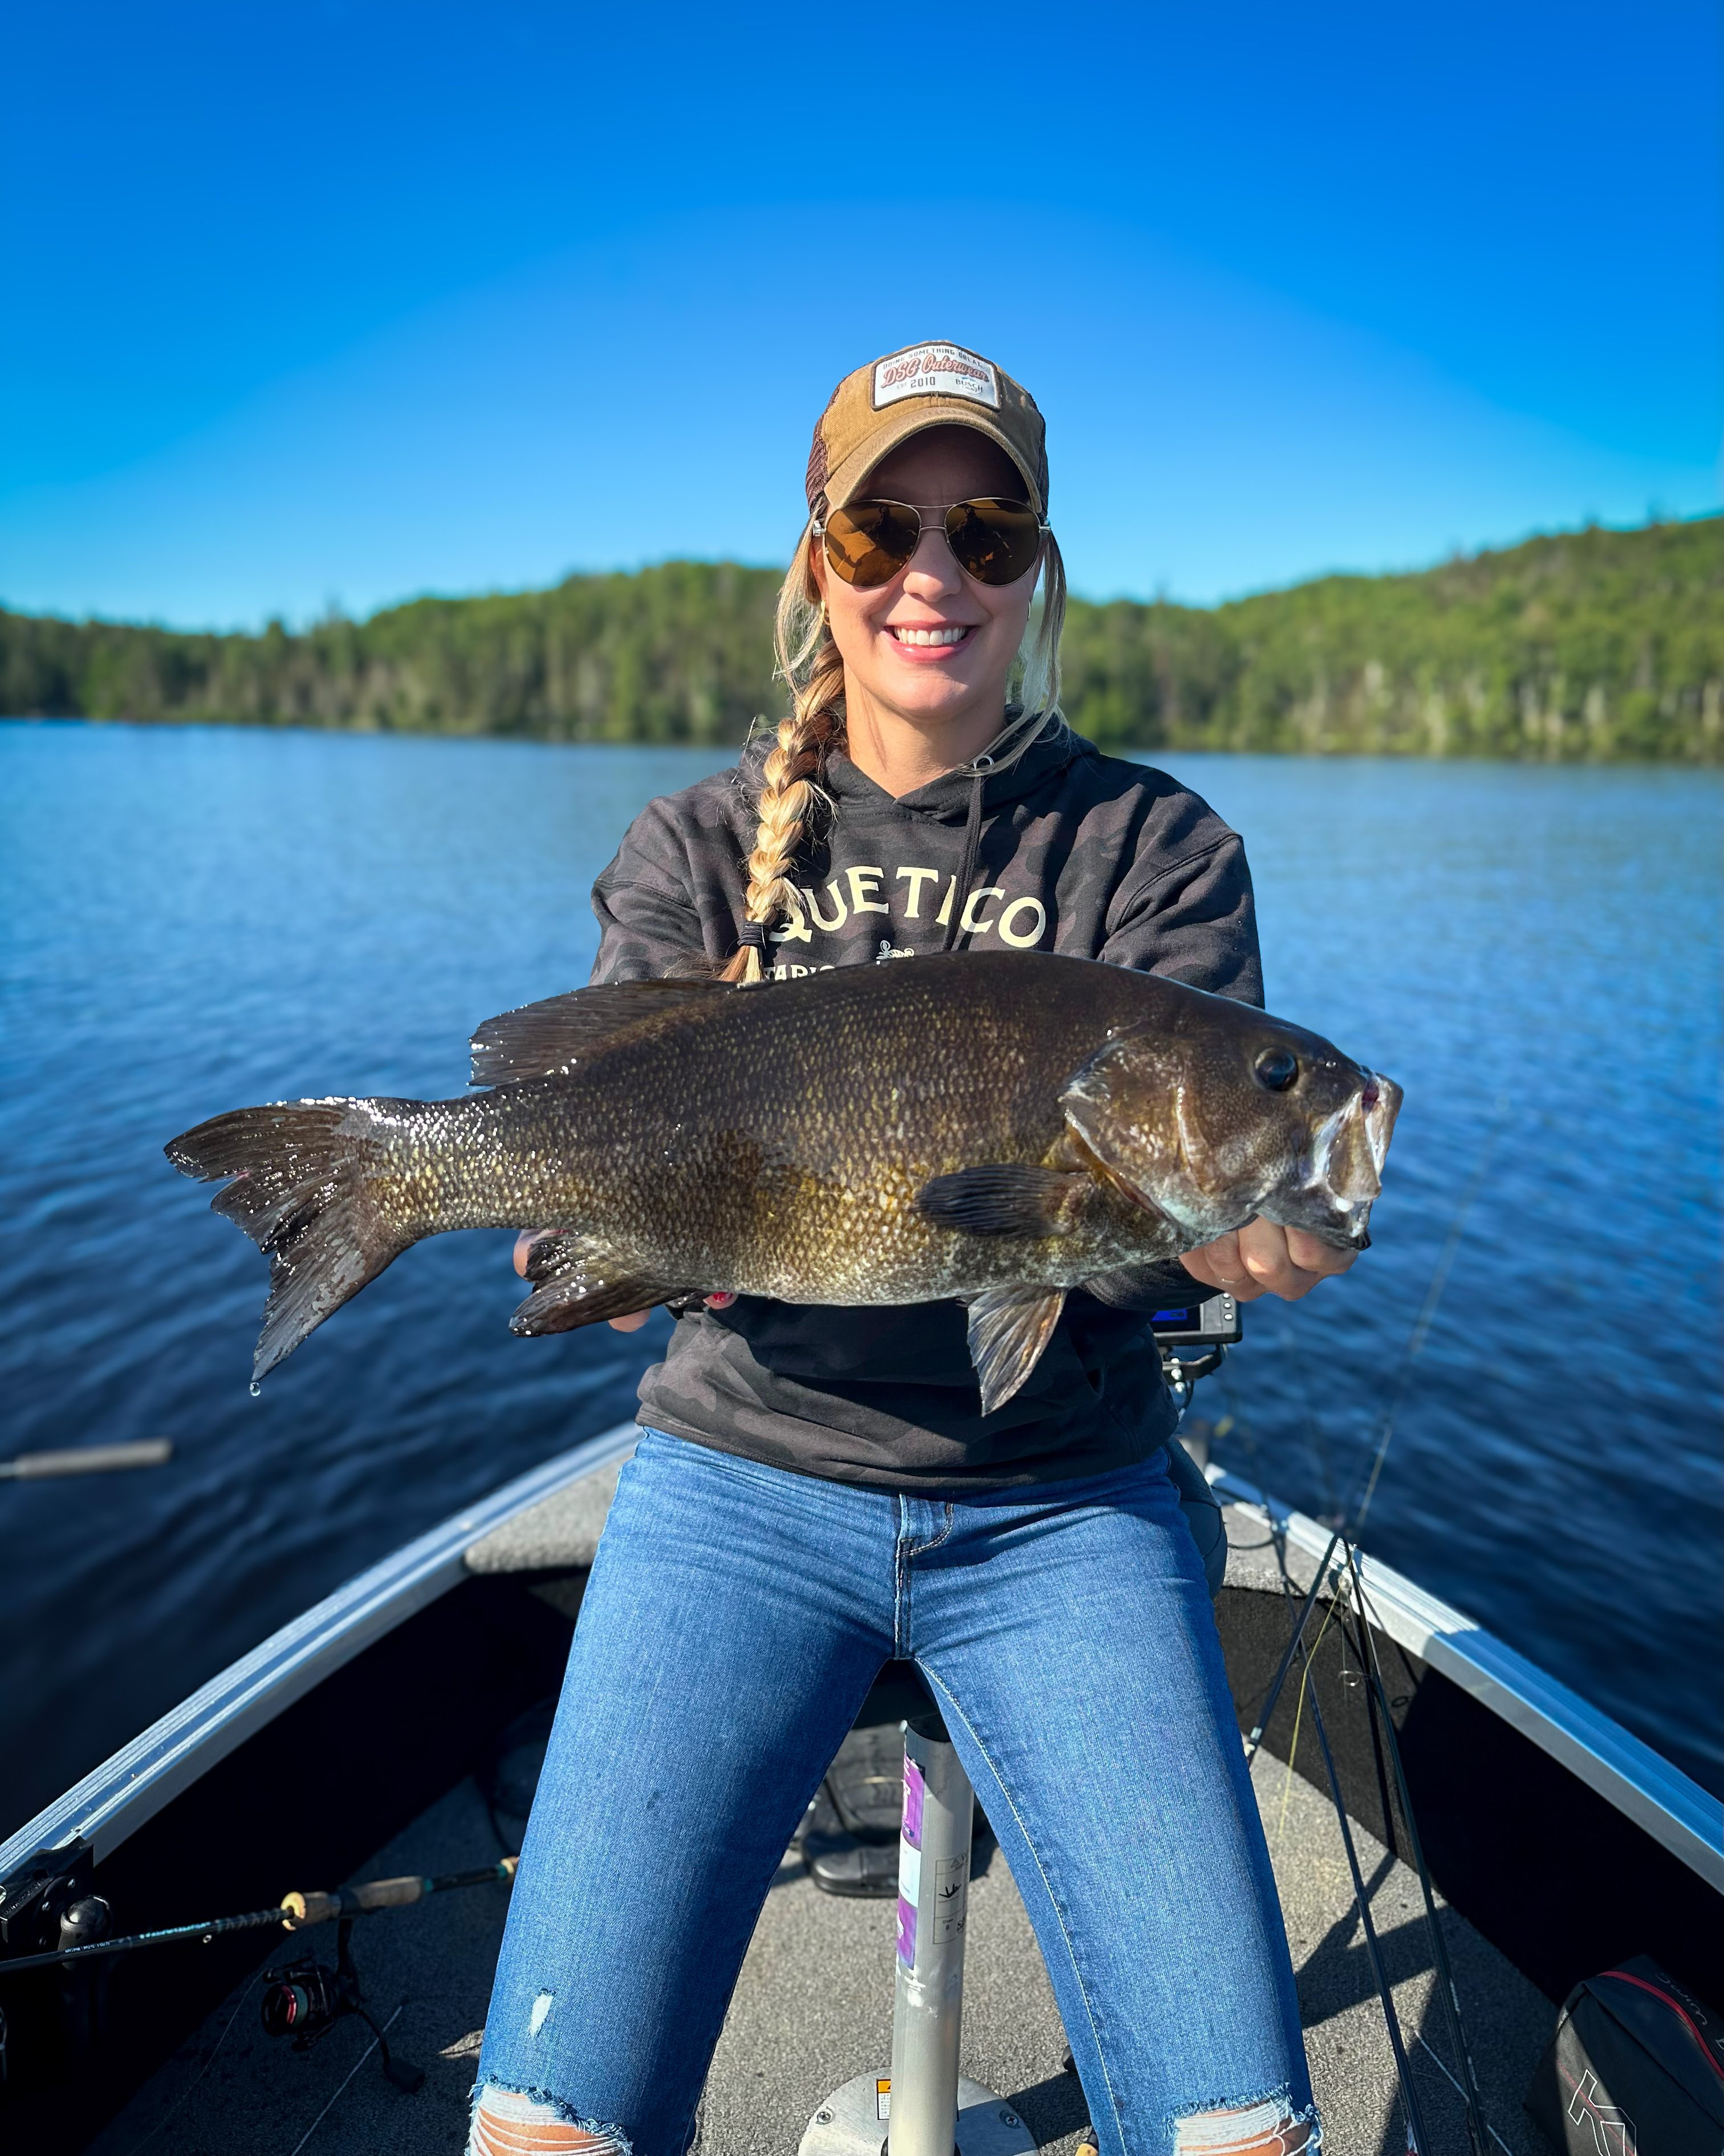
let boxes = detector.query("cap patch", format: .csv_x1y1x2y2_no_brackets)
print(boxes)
873,344,999,412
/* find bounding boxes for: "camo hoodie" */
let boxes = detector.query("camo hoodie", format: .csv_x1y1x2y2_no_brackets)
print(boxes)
589,726,1262,1491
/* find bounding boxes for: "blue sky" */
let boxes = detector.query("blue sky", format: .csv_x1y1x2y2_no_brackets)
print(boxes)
4,0,1718,627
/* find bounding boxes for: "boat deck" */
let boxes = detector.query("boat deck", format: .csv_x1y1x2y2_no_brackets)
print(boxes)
92,1680,1556,2155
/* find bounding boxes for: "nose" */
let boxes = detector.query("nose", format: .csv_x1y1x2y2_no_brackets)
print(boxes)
901,515,964,601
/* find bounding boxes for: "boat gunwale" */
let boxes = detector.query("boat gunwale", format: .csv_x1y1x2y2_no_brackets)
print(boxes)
1209,1464,1724,1891
0,1422,641,1880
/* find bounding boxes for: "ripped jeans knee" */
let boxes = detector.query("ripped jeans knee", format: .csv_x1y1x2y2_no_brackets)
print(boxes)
1172,2094,1321,2156
467,2081,633,2156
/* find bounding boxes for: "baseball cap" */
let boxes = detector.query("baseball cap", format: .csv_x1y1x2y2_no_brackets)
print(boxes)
804,342,1048,518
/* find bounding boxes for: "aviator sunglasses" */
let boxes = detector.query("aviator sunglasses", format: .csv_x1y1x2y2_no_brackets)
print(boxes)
816,497,1048,590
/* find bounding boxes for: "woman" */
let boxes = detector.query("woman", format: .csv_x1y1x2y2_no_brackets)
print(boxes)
469,344,1352,2156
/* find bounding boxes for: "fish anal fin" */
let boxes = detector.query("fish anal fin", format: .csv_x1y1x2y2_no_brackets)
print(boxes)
916,1166,1095,1238
470,978,733,1087
510,1237,684,1335
521,1229,592,1285
965,1287,1068,1416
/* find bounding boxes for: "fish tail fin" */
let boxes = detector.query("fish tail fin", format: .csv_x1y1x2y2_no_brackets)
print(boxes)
165,1098,417,1383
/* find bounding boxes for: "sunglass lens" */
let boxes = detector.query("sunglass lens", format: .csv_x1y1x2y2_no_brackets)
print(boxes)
944,499,1042,586
823,501,921,587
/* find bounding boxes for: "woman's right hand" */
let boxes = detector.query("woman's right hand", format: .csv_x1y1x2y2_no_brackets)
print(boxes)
511,1232,733,1331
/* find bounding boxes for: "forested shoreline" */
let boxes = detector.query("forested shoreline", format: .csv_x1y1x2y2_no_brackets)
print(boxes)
3,515,1719,761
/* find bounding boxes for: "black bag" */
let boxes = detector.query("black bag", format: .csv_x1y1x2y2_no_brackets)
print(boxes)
1526,1954,1724,2156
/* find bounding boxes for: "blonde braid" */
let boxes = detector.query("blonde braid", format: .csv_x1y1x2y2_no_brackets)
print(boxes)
722,521,847,983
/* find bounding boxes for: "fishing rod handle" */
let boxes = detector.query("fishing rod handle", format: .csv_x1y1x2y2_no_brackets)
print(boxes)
282,1857,518,1927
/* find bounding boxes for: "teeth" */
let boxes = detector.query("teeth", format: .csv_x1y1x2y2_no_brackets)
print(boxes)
892,626,969,646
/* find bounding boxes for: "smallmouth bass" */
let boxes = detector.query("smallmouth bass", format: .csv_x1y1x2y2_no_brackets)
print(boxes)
166,951,1402,1412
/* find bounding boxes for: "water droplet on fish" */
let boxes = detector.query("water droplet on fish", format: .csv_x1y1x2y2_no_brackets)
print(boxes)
249,1380,262,1399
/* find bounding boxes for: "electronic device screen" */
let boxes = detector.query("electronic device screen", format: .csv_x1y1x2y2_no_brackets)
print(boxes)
1146,1291,1242,1346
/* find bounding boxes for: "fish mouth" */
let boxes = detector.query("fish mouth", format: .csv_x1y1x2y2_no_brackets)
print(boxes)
1262,1069,1403,1250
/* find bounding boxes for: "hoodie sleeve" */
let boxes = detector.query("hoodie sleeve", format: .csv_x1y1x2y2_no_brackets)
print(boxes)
589,801,711,984
1098,828,1263,1008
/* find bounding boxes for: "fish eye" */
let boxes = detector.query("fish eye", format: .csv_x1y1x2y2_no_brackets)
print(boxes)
1254,1047,1300,1092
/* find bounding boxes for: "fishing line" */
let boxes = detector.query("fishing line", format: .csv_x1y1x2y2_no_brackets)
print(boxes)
1250,1521,1432,2147
1340,1547,1494,2156
1299,1651,1431,2156
286,2003,405,2156
1212,1361,1274,1495
1271,1591,1347,1853
1413,2037,1518,2156
1276,1318,1344,1525
1241,1098,1513,1775
1244,1530,1341,1767
1234,1103,1512,2152
1235,1116,1501,1753
120,1972,270,2156
1349,1097,1510,1537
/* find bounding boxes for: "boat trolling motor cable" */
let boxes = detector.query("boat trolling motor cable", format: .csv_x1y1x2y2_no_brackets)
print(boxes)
0,1859,518,1978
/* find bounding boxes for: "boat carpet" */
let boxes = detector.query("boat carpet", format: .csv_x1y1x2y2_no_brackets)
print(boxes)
88,1740,1556,2156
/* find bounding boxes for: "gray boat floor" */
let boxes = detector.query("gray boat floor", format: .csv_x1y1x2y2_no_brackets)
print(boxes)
93,1748,1556,2156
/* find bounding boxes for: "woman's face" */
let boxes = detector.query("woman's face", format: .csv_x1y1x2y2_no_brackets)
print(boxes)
812,425,1042,758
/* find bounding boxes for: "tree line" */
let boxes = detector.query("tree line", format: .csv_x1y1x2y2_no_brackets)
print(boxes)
3,514,1718,761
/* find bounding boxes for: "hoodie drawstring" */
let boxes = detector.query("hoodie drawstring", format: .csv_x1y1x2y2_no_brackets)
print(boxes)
941,766,988,953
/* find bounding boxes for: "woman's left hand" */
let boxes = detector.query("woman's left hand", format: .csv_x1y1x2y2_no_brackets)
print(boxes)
1180,1217,1357,1302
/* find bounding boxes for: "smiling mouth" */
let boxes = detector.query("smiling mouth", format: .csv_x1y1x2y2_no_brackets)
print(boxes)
889,626,973,647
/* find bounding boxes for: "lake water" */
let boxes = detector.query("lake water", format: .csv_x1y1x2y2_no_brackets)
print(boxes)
1,722,1718,1841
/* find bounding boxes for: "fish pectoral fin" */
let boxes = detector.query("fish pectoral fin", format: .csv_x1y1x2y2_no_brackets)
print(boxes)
917,1166,1095,1238
965,1287,1069,1416
510,1243,684,1334
470,978,733,1087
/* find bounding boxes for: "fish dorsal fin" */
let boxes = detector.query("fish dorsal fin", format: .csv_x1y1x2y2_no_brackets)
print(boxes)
965,1286,1068,1416
470,979,732,1086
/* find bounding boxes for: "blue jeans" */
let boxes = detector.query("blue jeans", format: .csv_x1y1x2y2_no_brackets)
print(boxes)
473,1431,1312,2156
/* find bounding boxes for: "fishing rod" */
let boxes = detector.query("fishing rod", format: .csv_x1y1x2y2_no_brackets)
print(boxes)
1295,1630,1431,2156
1240,1098,1510,1759
0,1440,172,1482
1337,1546,1492,2156
1239,1489,1498,2148
1243,1529,1341,1767
0,1859,518,1978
